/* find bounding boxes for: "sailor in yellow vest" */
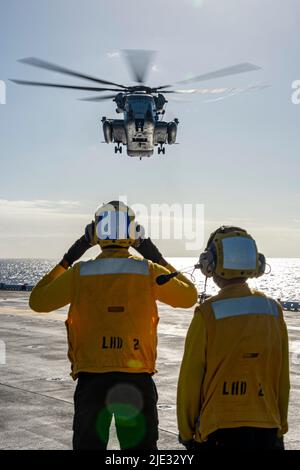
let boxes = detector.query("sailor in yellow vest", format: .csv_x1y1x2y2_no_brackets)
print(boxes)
177,226,290,450
29,201,197,450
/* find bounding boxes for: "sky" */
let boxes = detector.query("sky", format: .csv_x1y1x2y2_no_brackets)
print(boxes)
0,0,300,258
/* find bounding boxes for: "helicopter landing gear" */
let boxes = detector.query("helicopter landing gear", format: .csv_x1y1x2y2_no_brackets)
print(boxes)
158,144,166,155
114,143,122,154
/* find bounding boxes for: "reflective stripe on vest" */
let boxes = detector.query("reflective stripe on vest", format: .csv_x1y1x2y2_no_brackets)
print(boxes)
211,296,279,320
80,258,149,276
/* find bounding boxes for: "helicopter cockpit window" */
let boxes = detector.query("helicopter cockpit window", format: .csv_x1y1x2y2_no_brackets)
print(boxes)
125,96,155,120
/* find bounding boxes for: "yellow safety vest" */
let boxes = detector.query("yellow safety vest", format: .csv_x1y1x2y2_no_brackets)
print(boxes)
29,248,198,379
177,283,290,442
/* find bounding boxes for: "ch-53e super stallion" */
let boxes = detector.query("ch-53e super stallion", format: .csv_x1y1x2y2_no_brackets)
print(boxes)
11,50,264,159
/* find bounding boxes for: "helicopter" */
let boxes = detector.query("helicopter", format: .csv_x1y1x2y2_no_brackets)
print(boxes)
11,50,264,159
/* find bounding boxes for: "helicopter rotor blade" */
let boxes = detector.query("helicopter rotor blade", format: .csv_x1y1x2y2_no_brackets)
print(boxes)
203,84,271,102
79,94,117,102
167,96,191,103
18,57,128,89
159,84,269,95
153,84,172,90
152,63,261,91
122,49,156,84
161,87,236,95
176,63,261,85
10,79,125,92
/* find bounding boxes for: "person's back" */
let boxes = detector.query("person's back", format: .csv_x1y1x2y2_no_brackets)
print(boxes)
69,250,157,376
177,226,290,450
30,201,198,450
194,284,288,442
62,247,196,378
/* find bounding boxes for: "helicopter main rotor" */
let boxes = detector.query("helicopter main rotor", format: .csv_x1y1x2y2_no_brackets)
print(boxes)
10,50,264,102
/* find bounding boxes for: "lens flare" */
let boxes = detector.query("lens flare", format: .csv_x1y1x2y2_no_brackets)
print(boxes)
192,0,204,7
127,359,144,369
113,405,146,448
106,383,144,414
96,407,113,443
97,383,147,448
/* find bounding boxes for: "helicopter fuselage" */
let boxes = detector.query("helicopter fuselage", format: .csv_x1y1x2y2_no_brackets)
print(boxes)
102,93,178,157
13,53,262,160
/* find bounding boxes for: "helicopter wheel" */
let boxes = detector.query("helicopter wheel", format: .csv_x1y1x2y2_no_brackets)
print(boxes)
158,145,166,155
114,144,122,154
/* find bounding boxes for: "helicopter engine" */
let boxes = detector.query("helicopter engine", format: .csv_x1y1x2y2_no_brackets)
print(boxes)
114,93,126,113
153,119,178,149
154,93,167,114
102,119,113,143
167,120,178,144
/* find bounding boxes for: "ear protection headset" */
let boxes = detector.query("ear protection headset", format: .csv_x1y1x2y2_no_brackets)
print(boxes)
197,226,266,280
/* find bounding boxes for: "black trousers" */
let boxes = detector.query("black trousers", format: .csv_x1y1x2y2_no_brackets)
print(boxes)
73,372,159,450
194,427,284,450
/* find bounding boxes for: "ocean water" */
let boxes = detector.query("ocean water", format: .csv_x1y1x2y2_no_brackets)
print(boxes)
0,257,299,301
170,257,300,301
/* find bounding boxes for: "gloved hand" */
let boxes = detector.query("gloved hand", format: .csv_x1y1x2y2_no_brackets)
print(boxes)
134,237,163,264
84,221,97,246
178,435,196,451
60,222,96,268
60,236,91,268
